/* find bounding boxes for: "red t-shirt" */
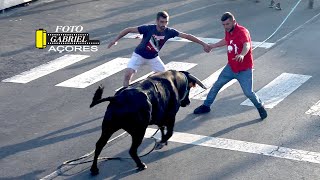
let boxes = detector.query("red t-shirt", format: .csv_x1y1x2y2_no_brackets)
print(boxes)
225,23,253,73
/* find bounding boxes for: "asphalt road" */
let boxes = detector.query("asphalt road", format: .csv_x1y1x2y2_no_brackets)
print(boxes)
0,0,320,179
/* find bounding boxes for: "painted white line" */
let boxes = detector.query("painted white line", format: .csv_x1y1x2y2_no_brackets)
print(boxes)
1,55,89,84
190,67,224,99
306,100,320,116
190,66,239,100
193,80,237,100
191,68,257,100
0,0,32,11
124,33,275,49
145,128,320,164
56,57,130,88
241,73,311,108
115,61,197,91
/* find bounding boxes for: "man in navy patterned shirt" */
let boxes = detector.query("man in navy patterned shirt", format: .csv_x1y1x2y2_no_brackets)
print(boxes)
108,11,211,87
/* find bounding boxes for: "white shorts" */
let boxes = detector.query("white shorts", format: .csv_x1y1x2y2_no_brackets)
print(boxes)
127,52,166,72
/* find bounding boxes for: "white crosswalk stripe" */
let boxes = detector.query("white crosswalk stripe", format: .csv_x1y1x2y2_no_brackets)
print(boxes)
2,54,317,116
191,68,257,100
56,57,130,88
115,61,197,91
145,128,320,164
306,100,320,116
190,66,238,100
1,54,89,84
241,73,312,108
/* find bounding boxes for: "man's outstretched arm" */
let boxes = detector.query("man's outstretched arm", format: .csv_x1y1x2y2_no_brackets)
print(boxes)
178,32,211,53
108,27,139,48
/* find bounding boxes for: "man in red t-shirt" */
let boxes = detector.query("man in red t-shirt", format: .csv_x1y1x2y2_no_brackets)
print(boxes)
194,12,267,120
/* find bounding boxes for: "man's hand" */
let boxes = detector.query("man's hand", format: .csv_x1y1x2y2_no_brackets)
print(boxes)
233,54,244,62
203,44,211,53
107,40,118,48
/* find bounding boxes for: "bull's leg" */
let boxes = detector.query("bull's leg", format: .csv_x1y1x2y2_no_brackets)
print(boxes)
161,121,174,143
159,126,165,141
90,127,117,176
128,129,147,171
155,126,168,150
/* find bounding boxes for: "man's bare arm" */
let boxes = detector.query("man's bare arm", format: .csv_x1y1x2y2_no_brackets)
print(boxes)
178,32,211,52
209,39,227,49
108,27,139,48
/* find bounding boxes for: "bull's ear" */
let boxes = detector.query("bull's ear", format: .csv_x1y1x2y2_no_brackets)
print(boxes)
188,74,207,89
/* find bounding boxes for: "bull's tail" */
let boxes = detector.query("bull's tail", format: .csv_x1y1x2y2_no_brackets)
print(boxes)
90,85,114,108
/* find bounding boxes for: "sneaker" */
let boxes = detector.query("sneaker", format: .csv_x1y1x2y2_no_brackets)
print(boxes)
194,105,211,114
257,106,267,120
275,3,282,10
308,0,314,9
269,0,275,8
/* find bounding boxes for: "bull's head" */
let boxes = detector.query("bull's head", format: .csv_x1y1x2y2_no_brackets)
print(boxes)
179,71,207,107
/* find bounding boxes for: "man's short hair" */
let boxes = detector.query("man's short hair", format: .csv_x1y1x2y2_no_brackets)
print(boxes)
157,11,169,20
221,12,235,21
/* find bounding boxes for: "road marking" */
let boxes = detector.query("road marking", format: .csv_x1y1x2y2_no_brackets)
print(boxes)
190,66,238,100
124,33,275,49
241,73,311,108
306,100,320,116
191,68,257,100
190,67,224,99
115,61,197,91
1,55,89,84
145,128,320,164
56,57,130,88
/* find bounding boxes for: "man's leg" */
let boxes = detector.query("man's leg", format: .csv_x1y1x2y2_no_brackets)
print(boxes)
237,68,267,120
123,68,135,87
149,56,166,72
124,52,145,87
194,65,234,114
269,0,275,8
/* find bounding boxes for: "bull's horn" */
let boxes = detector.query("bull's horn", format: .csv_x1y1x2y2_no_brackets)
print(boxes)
188,74,207,89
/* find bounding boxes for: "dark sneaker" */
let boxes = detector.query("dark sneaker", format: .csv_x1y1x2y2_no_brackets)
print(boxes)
275,3,282,10
258,106,267,120
269,0,275,8
194,105,211,114
309,0,314,9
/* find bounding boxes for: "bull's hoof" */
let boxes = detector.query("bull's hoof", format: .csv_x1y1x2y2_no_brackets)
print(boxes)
90,167,99,176
155,141,168,150
137,163,147,171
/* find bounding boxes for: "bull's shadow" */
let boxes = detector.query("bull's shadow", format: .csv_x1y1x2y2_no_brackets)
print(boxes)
67,117,262,179
0,116,103,160
64,115,262,179
1,170,45,180
64,88,264,179
55,138,159,180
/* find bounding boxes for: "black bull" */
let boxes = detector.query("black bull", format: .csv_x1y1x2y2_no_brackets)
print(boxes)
89,70,206,175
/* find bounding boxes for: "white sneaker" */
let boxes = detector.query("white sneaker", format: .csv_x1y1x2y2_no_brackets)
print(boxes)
275,3,282,10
